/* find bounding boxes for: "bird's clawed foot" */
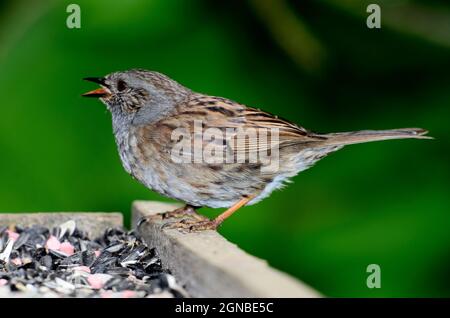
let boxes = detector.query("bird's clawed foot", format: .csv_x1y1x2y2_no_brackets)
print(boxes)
150,205,208,221
137,205,209,229
162,205,197,219
162,218,219,233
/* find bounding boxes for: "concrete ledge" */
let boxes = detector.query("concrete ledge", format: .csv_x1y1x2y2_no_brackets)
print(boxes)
0,212,123,238
132,201,321,298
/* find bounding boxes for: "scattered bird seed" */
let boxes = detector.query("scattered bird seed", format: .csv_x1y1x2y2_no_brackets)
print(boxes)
0,221,187,298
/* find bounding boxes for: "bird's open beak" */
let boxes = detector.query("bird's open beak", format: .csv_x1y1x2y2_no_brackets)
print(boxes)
82,77,110,98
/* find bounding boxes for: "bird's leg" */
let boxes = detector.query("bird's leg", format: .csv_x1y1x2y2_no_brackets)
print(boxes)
163,196,253,232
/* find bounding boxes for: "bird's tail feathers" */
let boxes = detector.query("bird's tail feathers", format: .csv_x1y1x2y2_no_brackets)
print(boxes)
315,128,432,147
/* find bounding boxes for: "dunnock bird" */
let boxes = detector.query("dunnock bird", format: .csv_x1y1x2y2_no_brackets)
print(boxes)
83,69,430,231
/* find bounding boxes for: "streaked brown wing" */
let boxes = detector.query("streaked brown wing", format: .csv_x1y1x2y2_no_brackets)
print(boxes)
142,94,325,159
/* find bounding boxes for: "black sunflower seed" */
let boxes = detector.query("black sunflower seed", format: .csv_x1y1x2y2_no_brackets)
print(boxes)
0,221,186,298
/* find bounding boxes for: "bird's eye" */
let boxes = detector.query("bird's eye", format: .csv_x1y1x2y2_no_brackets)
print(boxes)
117,80,127,92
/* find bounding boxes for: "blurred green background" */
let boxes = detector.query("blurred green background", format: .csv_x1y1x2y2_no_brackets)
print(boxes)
0,0,448,297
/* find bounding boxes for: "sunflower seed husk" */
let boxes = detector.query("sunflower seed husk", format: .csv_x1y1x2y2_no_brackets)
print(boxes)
0,220,186,298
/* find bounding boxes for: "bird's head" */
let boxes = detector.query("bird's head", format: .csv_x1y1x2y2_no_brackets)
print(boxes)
83,69,191,127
